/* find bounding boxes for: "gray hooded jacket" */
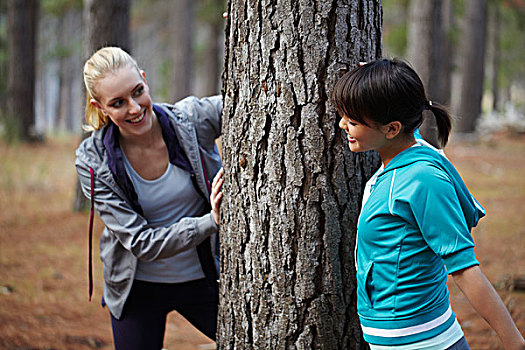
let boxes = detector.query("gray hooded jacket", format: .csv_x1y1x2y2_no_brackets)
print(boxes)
75,95,222,319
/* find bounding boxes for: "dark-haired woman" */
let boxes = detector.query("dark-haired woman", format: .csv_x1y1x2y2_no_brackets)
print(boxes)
333,58,524,349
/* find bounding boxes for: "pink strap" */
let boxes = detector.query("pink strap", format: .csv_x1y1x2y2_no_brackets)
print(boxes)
88,167,94,301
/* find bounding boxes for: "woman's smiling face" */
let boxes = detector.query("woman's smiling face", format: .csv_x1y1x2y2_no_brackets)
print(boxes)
91,65,153,138
338,114,387,153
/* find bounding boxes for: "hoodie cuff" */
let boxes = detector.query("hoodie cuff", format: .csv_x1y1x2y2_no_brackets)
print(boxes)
444,247,479,274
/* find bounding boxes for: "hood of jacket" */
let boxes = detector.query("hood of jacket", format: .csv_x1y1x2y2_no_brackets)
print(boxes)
378,145,485,230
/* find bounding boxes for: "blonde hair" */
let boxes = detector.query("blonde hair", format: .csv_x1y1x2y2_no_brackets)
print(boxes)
83,47,141,131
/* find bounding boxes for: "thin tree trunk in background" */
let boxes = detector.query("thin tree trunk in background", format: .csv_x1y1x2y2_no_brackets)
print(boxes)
203,21,222,95
440,0,453,107
170,0,194,100
83,0,131,53
7,0,39,141
58,10,82,133
406,0,442,147
455,0,488,133
74,0,131,212
218,0,382,348
490,3,500,111
35,15,59,135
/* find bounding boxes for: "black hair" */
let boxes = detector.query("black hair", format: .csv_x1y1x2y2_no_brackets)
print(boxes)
332,58,452,147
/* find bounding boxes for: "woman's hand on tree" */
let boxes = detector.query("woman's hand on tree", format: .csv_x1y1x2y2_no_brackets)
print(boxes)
211,168,224,226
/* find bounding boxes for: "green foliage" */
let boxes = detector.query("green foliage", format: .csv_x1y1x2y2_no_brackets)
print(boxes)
41,0,82,16
0,111,22,145
42,41,82,62
384,24,407,57
501,0,525,29
381,0,409,57
454,0,467,17
157,59,172,101
197,0,227,26
498,3,525,89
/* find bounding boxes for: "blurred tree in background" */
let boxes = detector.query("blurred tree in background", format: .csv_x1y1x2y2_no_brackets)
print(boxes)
0,0,524,141
0,0,7,115
37,0,83,135
496,0,525,109
73,0,131,212
456,0,488,133
1,0,522,141
0,0,226,141
405,0,444,145
169,0,194,101
383,0,525,136
6,0,38,142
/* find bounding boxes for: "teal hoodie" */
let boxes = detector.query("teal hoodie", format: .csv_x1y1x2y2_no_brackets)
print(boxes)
356,144,485,345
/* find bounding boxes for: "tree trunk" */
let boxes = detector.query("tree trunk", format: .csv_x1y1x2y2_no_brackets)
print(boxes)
218,0,382,349
74,0,131,211
489,2,500,112
406,0,442,147
455,0,488,133
83,0,131,54
199,0,226,96
58,9,83,133
439,0,454,107
203,20,222,96
7,0,39,141
170,0,194,100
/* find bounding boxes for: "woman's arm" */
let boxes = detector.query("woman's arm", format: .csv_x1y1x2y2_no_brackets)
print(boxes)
76,158,218,262
452,265,525,350
174,95,223,144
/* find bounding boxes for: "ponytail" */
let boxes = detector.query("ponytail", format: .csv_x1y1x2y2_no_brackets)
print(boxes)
83,94,108,132
427,101,452,148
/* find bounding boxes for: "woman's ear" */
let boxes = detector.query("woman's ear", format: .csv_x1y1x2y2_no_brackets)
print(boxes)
90,98,102,110
90,98,108,118
382,121,403,139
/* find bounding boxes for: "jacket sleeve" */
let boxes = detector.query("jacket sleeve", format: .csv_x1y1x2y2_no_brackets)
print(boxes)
175,95,222,152
401,166,479,274
75,155,218,262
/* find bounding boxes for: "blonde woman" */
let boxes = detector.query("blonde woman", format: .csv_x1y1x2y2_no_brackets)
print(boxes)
76,46,223,349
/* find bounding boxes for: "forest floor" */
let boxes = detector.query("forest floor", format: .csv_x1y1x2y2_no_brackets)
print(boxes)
0,132,523,349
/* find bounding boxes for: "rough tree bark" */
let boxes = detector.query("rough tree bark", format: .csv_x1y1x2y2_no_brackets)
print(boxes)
7,0,38,141
455,0,488,133
218,0,382,349
74,0,131,211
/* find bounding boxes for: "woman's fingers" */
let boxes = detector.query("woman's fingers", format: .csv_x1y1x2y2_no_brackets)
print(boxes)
211,168,224,197
211,168,224,225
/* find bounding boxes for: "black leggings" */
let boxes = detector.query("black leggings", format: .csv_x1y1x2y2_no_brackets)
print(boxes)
446,336,470,350
110,279,218,350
